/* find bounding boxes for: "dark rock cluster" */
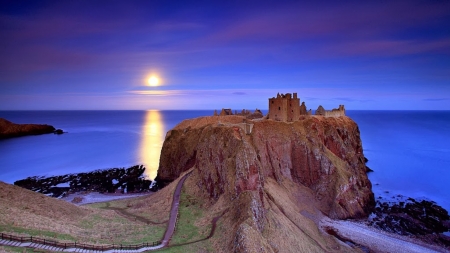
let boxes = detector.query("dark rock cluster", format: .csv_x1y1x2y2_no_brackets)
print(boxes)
368,198,450,248
14,165,156,198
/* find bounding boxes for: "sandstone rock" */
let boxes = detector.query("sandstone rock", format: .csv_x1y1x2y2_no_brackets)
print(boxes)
157,115,375,252
158,115,374,220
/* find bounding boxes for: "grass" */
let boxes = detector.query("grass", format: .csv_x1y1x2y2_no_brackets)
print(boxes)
0,173,216,252
0,225,75,241
0,181,165,246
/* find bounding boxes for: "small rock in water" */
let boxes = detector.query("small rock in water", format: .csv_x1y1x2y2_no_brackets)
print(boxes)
54,129,64,134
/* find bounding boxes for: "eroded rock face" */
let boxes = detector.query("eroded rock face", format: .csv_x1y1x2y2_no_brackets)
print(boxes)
158,115,374,220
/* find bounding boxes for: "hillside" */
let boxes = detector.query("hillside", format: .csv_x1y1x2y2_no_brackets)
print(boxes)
0,181,165,245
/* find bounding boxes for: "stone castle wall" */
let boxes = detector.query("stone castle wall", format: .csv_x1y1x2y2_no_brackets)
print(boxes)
316,105,345,117
268,93,301,122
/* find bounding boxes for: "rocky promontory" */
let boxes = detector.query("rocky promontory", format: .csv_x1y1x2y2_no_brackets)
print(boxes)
156,115,376,252
0,118,60,139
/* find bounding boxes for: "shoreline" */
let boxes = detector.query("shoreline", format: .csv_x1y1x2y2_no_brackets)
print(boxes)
320,217,447,253
61,191,153,205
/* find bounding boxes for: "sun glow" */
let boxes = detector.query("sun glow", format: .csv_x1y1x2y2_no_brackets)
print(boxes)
147,76,159,86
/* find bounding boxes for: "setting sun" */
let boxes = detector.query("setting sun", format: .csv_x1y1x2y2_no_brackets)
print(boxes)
147,76,159,86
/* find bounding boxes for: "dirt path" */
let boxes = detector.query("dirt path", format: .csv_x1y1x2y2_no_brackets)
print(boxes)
171,208,228,247
160,171,193,246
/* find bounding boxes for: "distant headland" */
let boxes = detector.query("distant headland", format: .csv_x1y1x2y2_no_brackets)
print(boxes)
0,118,64,139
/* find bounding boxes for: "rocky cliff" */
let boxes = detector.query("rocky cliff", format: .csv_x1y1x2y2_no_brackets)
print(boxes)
157,115,375,252
0,118,57,139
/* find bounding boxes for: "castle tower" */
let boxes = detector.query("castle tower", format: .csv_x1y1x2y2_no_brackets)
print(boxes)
268,93,300,122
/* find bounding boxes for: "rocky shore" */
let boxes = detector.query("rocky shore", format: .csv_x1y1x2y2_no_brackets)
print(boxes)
368,198,450,249
0,118,63,139
14,165,156,198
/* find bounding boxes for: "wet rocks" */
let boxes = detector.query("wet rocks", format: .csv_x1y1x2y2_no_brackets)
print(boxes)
14,165,155,198
368,198,450,248
0,118,57,139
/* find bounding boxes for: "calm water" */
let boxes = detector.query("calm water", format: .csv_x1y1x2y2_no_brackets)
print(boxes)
0,110,449,211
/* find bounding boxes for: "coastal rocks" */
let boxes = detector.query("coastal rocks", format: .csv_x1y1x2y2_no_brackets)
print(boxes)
0,118,58,139
54,129,65,134
158,115,374,221
368,198,450,248
14,165,154,198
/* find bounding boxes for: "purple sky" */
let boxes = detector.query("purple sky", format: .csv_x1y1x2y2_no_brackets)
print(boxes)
1,0,449,110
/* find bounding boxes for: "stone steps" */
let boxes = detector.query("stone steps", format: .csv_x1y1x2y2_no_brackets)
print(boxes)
0,239,161,253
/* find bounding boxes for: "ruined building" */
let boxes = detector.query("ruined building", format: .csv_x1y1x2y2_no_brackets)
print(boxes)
315,105,346,117
268,93,309,122
214,108,264,119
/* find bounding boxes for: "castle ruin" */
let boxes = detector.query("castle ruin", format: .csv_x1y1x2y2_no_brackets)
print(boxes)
315,105,346,117
215,92,345,123
268,93,310,122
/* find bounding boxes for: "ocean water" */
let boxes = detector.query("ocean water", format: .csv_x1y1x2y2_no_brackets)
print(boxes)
0,110,449,211
347,111,450,211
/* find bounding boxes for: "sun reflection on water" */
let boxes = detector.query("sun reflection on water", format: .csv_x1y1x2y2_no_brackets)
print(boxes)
140,110,165,180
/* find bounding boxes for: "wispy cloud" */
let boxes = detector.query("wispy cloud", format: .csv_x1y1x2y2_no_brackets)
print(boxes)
423,98,450,101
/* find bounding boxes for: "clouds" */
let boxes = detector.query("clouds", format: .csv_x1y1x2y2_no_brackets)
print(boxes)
423,98,450,102
0,0,449,109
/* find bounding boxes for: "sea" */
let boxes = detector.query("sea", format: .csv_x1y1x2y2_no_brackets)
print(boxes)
0,110,449,211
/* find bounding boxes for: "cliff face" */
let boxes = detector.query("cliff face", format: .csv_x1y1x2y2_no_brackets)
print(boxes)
0,118,56,139
158,115,374,251
159,115,373,218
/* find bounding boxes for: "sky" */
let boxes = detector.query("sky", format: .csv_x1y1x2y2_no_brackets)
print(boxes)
1,0,449,110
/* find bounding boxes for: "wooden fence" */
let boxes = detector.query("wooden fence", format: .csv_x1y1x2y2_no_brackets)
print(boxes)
0,233,161,251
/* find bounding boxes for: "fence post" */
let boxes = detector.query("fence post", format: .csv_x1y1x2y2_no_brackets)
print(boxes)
121,244,122,250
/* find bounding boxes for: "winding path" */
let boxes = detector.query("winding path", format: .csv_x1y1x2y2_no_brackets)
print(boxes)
160,170,192,246
0,170,201,252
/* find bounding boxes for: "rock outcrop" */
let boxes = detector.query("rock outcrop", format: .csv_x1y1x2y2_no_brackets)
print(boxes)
0,118,57,139
15,165,155,197
157,115,375,252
